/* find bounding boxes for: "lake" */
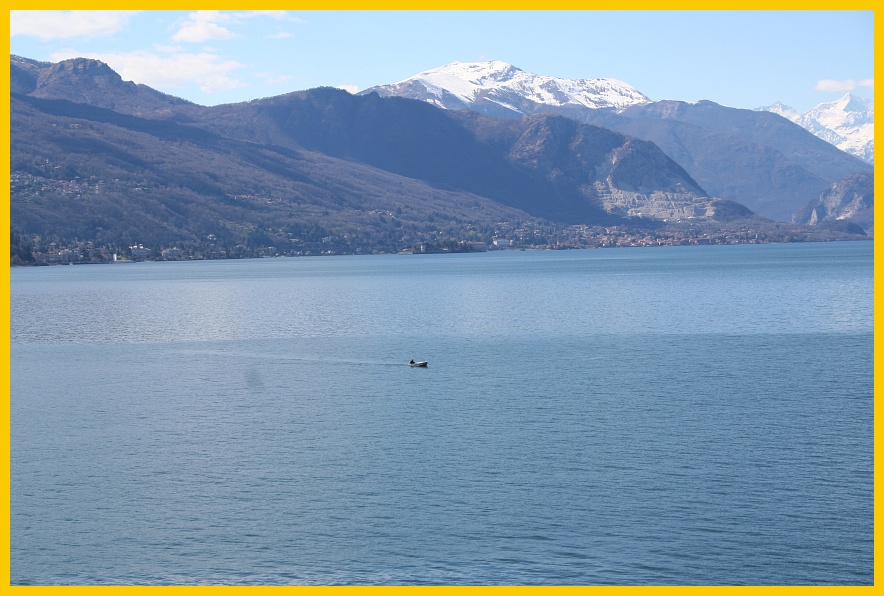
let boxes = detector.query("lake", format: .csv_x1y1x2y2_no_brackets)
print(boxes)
10,242,874,585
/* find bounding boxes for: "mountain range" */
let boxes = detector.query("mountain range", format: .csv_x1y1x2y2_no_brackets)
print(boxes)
368,60,874,166
9,55,873,258
10,55,716,254
758,94,874,164
366,61,873,223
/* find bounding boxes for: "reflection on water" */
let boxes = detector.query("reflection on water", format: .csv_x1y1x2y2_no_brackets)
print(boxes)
10,243,874,345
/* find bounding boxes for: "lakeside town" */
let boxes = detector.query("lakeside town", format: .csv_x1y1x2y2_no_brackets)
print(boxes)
12,219,868,266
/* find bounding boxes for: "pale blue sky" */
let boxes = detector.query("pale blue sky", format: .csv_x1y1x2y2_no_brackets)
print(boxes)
10,10,875,113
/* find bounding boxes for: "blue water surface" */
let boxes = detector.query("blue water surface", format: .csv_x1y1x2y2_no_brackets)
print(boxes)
10,242,874,585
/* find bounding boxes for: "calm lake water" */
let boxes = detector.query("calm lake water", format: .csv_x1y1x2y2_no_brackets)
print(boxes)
10,242,874,585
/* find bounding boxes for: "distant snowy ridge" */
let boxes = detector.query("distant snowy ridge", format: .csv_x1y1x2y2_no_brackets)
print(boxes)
758,94,873,163
364,60,651,114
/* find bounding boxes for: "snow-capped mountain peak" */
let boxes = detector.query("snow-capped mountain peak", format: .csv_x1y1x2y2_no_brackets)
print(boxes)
366,60,651,116
763,101,802,121
408,60,521,87
401,60,523,105
758,93,873,163
805,93,874,130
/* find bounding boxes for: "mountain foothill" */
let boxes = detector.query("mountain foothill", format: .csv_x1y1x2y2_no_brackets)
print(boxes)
9,55,873,262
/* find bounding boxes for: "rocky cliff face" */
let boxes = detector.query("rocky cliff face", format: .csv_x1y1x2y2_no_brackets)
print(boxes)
502,115,706,219
794,172,873,232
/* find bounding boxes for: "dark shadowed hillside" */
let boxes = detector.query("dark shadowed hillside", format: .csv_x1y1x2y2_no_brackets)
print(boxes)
11,92,538,253
197,88,708,222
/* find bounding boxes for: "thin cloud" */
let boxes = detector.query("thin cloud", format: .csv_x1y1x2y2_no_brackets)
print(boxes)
247,11,308,24
11,10,140,41
155,45,187,54
814,78,874,92
171,10,307,43
50,49,246,94
267,32,295,40
256,72,293,86
173,11,238,43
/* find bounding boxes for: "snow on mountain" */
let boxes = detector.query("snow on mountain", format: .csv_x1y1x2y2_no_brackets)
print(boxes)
364,60,651,115
762,101,802,122
758,94,874,163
